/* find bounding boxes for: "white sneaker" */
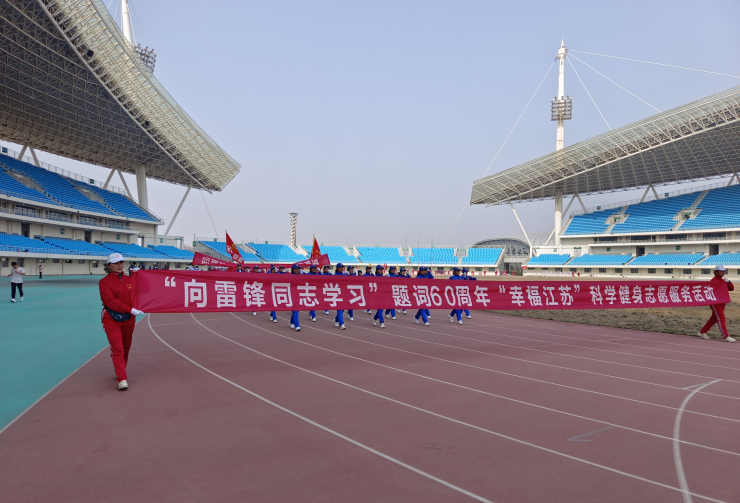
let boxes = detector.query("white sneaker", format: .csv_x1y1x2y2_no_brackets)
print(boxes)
458,320,463,325
334,322,339,327
350,317,354,321
20,296,23,302
415,319,419,324
380,323,386,329
118,380,128,391
324,311,330,315
698,332,711,339
296,327,301,332
466,315,471,319
392,317,396,320
373,319,377,326
340,324,346,330
427,314,431,318
424,322,430,326
725,336,737,343
290,324,295,329
253,312,257,316
449,316,454,323
403,310,407,315
272,319,277,323
312,317,317,322
10,299,15,303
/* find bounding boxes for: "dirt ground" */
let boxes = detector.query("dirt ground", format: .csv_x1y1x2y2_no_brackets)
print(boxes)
477,276,739,339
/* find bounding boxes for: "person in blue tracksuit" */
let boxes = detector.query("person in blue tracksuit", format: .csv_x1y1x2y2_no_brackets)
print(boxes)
461,268,476,319
346,265,357,320
398,268,409,314
307,264,320,321
372,265,386,328
267,265,278,322
251,265,262,316
289,263,302,331
333,263,347,329
449,267,465,324
414,266,431,326
363,266,374,313
416,266,433,318
384,266,398,319
322,265,332,315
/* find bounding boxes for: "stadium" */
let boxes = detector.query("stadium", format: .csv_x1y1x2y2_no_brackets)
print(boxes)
2,2,740,503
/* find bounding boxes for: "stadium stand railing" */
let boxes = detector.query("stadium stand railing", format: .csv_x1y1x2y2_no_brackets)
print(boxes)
628,253,705,266
527,254,572,266
567,254,633,266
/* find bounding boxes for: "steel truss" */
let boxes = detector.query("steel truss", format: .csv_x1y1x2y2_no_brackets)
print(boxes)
471,85,740,206
0,0,239,192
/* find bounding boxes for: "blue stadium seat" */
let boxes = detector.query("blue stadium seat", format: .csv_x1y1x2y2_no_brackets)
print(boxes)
99,242,167,259
41,237,110,256
302,245,358,263
612,193,700,234
0,233,69,254
411,248,457,265
357,246,404,263
629,253,705,266
148,245,195,260
564,208,621,235
75,182,158,221
527,254,572,266
679,185,740,231
0,166,57,205
197,241,261,261
697,253,740,266
567,254,633,266
0,155,115,215
247,243,305,263
461,248,503,265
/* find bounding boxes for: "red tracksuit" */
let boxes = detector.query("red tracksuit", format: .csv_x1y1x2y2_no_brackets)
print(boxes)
700,276,734,339
99,272,137,382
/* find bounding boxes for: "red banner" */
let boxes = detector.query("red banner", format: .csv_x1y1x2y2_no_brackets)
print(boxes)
192,252,238,269
132,271,731,313
295,253,331,268
225,232,244,265
309,237,321,259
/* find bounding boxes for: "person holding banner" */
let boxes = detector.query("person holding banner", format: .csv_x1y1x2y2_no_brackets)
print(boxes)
384,266,398,320
267,266,278,323
333,263,347,329
398,267,410,315
251,265,262,315
418,266,433,319
414,268,430,326
363,266,374,314
372,265,386,328
346,265,357,320
322,265,332,315
459,268,475,319
289,264,302,332
698,265,736,342
449,267,464,325
99,253,144,391
307,264,320,321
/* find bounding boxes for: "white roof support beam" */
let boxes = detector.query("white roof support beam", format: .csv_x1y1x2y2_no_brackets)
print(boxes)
164,187,190,236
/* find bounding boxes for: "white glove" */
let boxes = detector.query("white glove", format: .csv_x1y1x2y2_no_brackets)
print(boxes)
131,308,144,316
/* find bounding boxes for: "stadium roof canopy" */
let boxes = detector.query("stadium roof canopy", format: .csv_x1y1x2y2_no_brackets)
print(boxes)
471,85,740,206
0,0,240,191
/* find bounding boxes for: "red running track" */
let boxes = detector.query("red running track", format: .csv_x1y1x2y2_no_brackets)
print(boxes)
1,310,738,502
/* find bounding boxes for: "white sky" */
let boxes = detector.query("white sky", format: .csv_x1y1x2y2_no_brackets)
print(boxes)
5,0,740,247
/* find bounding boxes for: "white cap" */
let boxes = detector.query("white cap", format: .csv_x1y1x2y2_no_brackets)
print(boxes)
714,265,727,272
107,252,124,264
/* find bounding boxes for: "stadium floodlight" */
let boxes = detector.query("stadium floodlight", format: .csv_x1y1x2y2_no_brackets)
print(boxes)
551,96,573,121
135,44,157,73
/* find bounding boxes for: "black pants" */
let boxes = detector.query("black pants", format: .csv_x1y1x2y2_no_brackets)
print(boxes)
11,282,23,299
39,272,42,279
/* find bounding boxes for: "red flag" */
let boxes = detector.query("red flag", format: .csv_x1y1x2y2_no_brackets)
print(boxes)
192,252,238,269
225,232,244,265
309,237,321,259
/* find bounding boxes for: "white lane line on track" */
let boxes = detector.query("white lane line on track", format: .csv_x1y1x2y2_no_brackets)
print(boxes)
455,321,740,372
0,314,148,437
187,312,729,502
146,315,495,503
299,315,740,421
350,319,740,399
150,317,233,327
674,380,721,503
567,425,616,442
469,316,740,360
246,313,740,457
428,324,740,387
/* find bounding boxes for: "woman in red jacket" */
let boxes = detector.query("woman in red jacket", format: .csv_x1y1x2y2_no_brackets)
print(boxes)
698,265,735,343
99,253,144,390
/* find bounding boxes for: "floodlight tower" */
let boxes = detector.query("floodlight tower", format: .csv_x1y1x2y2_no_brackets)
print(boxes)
551,40,572,246
289,213,298,248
